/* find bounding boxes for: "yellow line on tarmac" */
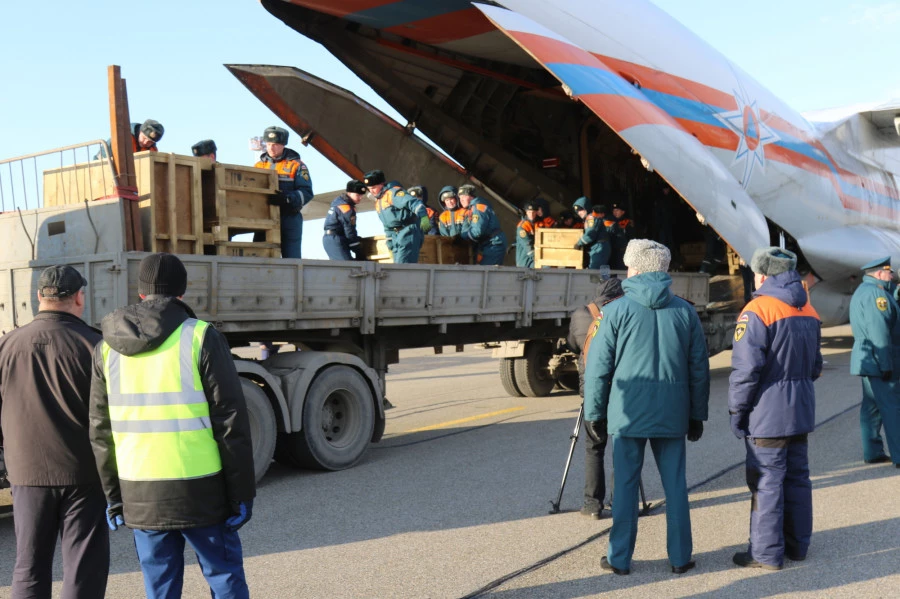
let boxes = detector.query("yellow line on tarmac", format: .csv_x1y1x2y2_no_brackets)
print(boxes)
405,407,526,433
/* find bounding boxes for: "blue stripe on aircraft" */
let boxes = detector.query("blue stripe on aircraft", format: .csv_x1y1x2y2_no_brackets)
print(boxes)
348,0,472,29
544,63,646,101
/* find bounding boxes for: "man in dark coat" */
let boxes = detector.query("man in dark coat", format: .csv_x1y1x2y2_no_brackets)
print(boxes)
729,247,822,570
0,265,109,598
89,253,256,599
566,277,624,519
584,240,709,575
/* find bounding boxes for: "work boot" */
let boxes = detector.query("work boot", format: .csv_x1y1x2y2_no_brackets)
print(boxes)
601,556,629,575
580,504,603,520
865,455,891,464
671,560,696,574
732,551,782,571
785,551,806,562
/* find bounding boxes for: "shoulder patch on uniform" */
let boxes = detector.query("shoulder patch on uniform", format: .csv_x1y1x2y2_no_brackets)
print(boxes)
877,296,888,311
585,216,594,226
477,204,488,212
338,204,351,213
738,312,750,323
734,323,747,342
472,214,480,223
395,190,405,197
519,229,527,238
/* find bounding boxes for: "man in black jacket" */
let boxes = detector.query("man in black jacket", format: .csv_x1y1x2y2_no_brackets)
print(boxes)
566,277,624,519
89,253,255,599
0,265,109,598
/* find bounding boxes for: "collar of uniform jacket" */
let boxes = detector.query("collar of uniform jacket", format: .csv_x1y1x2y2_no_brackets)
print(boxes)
33,310,99,332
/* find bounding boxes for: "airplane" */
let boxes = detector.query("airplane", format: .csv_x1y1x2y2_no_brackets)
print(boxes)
230,0,900,325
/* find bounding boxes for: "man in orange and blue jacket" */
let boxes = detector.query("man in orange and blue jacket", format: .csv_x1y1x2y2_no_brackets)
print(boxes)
729,247,822,571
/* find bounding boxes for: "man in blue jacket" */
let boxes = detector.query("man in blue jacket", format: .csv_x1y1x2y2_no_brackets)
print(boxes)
573,197,611,269
458,184,507,266
584,239,709,575
323,180,367,261
849,256,900,467
729,247,822,570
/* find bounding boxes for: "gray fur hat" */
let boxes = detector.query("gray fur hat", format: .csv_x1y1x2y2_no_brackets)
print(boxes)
750,246,797,276
623,239,671,273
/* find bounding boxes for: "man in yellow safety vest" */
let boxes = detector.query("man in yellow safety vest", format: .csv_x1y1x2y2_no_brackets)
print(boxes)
89,252,256,599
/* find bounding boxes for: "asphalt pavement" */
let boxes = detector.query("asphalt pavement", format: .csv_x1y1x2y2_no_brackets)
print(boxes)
0,325,897,598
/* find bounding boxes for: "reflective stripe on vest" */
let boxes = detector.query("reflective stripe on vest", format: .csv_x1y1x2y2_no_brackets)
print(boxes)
103,319,222,481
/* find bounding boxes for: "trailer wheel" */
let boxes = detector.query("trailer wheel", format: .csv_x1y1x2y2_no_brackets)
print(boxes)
499,358,524,397
283,365,375,471
556,372,580,394
240,378,276,483
514,341,557,397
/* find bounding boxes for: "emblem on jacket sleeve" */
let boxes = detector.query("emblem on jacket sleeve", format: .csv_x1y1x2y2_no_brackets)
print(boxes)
519,229,527,238
877,297,888,311
734,322,747,341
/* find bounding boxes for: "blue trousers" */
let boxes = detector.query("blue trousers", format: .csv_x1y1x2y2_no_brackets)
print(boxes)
323,233,353,260
744,436,812,567
587,243,611,270
860,377,900,464
280,212,303,259
388,225,423,264
608,436,691,570
476,242,505,266
133,524,249,599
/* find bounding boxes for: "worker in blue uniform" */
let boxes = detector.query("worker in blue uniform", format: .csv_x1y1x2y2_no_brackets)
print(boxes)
584,240,709,576
323,180,367,261
437,186,466,238
729,247,822,570
849,256,900,467
408,186,439,235
516,201,538,268
364,170,430,264
458,184,506,266
254,126,313,259
573,197,611,269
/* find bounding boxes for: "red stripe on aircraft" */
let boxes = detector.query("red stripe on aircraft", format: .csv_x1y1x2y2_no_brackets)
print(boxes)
285,0,391,18
581,94,678,132
508,32,614,70
384,7,494,45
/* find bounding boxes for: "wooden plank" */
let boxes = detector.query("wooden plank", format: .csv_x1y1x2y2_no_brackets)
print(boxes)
118,75,143,251
191,161,204,254
108,66,135,251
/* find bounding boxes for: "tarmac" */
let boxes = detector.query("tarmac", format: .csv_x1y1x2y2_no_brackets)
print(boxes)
0,325,898,598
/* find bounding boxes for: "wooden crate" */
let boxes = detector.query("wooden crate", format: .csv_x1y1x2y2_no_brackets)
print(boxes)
43,159,117,206
359,235,472,264
135,152,208,255
680,241,706,269
205,163,279,256
727,247,742,275
534,228,584,269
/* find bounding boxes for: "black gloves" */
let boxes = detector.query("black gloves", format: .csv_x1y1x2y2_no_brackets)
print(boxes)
267,190,287,206
573,241,584,250
585,419,608,444
730,411,749,439
882,370,893,382
687,419,703,442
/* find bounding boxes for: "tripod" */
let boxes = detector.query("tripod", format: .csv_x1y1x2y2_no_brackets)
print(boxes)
549,404,651,516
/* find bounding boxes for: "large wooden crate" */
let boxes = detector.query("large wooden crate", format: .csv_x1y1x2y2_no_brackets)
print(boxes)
727,247,742,275
534,228,584,269
43,159,117,206
135,152,208,255
359,235,472,264
204,163,279,256
680,242,706,270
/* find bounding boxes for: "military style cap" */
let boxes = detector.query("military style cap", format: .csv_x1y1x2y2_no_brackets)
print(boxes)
408,186,427,203
458,184,477,197
611,202,626,212
191,139,217,157
523,200,538,211
751,247,797,276
572,196,591,210
593,204,608,214
263,126,289,145
38,265,87,299
346,179,367,194
861,256,892,271
364,170,385,186
140,119,164,142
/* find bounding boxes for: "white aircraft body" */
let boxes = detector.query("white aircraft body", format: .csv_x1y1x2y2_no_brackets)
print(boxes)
245,0,900,324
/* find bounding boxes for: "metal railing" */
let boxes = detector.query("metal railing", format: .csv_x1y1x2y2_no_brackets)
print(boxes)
0,140,116,212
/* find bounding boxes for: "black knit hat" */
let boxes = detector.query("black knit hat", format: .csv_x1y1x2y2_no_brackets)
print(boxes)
139,253,187,297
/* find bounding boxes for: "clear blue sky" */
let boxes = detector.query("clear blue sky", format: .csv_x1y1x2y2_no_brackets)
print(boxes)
1,0,898,255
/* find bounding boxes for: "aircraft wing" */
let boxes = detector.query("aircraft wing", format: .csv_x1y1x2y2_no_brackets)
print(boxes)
475,3,770,261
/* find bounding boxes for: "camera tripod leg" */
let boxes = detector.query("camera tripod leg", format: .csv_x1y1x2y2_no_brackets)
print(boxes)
549,404,584,514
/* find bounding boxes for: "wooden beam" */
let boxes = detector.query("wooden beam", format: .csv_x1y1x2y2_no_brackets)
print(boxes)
107,65,144,251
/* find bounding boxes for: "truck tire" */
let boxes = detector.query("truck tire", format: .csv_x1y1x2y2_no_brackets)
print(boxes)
240,378,276,483
499,358,524,397
514,341,557,397
282,365,376,471
555,372,580,393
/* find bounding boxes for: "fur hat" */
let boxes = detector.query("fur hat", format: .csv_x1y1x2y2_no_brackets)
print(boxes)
750,246,797,276
623,239,671,273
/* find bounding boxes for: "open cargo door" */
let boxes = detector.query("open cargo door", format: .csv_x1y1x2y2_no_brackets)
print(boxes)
226,64,521,237
474,4,770,261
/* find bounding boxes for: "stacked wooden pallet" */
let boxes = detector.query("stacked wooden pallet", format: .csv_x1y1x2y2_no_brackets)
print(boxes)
534,228,584,269
360,235,472,264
